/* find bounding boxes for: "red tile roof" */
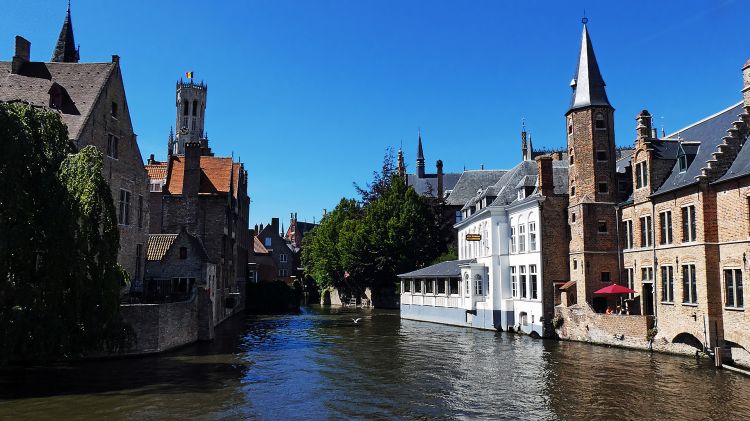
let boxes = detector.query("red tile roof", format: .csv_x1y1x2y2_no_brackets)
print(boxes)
166,155,239,197
146,163,168,180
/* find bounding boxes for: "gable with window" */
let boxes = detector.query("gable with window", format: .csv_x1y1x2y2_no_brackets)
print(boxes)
635,161,648,189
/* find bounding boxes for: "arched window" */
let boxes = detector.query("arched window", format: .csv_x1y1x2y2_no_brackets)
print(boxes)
192,100,198,116
474,274,483,295
595,113,606,130
183,100,189,116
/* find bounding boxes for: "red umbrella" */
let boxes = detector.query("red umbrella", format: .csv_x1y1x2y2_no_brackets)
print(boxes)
594,284,637,295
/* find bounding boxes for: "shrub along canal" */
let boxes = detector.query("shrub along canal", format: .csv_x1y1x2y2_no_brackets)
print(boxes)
1,306,749,420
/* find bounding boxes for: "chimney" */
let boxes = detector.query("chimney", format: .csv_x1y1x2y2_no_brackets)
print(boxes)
743,59,750,108
183,142,201,197
636,110,652,145
271,217,279,235
12,36,30,74
536,155,554,196
254,224,259,233
147,153,155,165
436,159,443,199
111,54,119,64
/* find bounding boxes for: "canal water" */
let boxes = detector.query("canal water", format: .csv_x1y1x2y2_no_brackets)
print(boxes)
1,306,749,420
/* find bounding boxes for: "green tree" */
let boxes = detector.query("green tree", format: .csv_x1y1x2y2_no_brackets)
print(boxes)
0,103,127,363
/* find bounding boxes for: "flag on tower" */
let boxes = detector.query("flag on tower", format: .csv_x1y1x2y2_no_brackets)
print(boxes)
186,71,194,79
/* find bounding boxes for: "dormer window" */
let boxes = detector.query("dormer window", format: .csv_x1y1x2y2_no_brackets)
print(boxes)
48,83,65,109
595,113,606,130
677,144,689,173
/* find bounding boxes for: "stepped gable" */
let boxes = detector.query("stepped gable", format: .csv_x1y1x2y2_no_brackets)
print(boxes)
445,170,507,206
653,102,745,196
0,61,114,139
146,162,168,180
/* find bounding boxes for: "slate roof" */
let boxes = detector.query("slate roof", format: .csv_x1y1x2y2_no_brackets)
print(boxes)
715,105,750,184
146,234,178,261
146,163,168,180
0,61,115,139
568,23,611,113
406,172,461,198
397,259,476,278
653,102,744,196
444,170,508,206
166,155,241,197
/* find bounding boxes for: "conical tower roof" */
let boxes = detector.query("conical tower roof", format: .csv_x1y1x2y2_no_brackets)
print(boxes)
568,20,610,113
51,2,79,63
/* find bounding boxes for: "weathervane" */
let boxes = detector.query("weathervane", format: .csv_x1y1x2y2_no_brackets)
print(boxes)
582,10,588,25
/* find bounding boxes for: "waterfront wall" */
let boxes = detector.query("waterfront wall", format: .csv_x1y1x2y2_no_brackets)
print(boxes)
120,288,215,354
401,304,501,331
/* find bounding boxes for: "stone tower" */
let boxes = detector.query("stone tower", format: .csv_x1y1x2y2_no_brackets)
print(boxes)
566,19,619,307
171,79,208,156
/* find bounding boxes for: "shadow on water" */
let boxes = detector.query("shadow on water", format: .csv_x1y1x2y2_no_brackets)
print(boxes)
0,314,252,400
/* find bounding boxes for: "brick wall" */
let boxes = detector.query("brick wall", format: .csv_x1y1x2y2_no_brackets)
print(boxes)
74,64,149,284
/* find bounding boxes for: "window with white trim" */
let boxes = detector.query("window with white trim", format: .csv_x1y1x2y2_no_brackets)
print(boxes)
659,211,672,245
528,221,537,251
724,268,744,309
682,205,697,242
520,266,527,299
623,220,633,249
518,224,526,253
511,266,517,298
640,215,652,247
661,265,674,303
530,264,538,300
682,264,697,304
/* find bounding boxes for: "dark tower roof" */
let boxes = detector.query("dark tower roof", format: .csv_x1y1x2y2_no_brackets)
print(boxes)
416,130,425,178
51,2,79,63
567,20,610,114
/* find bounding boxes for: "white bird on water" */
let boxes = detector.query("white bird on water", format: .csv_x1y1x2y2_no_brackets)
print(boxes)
352,318,362,324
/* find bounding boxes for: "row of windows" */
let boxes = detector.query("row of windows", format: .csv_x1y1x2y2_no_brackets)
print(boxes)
182,100,204,116
510,265,539,300
623,206,697,249
510,221,537,254
403,278,461,296
567,113,608,136
625,264,743,308
118,189,144,228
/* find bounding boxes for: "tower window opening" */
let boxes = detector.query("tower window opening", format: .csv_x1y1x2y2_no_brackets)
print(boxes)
192,100,197,116
183,100,189,116
595,113,606,130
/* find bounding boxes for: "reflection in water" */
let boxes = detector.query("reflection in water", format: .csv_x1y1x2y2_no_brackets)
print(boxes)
1,306,749,420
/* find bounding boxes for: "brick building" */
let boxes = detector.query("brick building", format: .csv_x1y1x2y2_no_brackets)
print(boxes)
146,80,250,320
555,19,750,364
256,218,296,283
0,6,149,285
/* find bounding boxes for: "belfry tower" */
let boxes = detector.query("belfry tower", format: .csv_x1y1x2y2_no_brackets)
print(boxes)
170,79,209,156
566,18,619,306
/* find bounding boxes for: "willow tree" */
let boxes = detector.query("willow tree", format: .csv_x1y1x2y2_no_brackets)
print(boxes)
0,103,128,363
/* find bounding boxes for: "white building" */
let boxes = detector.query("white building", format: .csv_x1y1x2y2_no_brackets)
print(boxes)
399,151,569,336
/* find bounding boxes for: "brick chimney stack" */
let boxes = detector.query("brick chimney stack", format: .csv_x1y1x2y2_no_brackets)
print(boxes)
183,142,201,197
271,217,279,236
536,155,554,196
743,59,750,108
436,160,444,199
12,36,30,74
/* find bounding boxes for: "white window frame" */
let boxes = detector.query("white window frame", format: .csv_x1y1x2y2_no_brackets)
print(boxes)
528,221,537,252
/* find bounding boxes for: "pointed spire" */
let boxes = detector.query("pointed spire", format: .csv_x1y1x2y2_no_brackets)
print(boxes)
416,129,425,178
567,18,610,114
521,119,528,161
51,1,79,63
397,141,405,179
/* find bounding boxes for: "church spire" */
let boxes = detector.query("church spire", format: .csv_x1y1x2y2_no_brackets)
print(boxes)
51,1,79,63
567,18,610,114
416,129,425,178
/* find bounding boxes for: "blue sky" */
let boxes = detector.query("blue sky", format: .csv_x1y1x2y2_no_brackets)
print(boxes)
2,0,746,228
